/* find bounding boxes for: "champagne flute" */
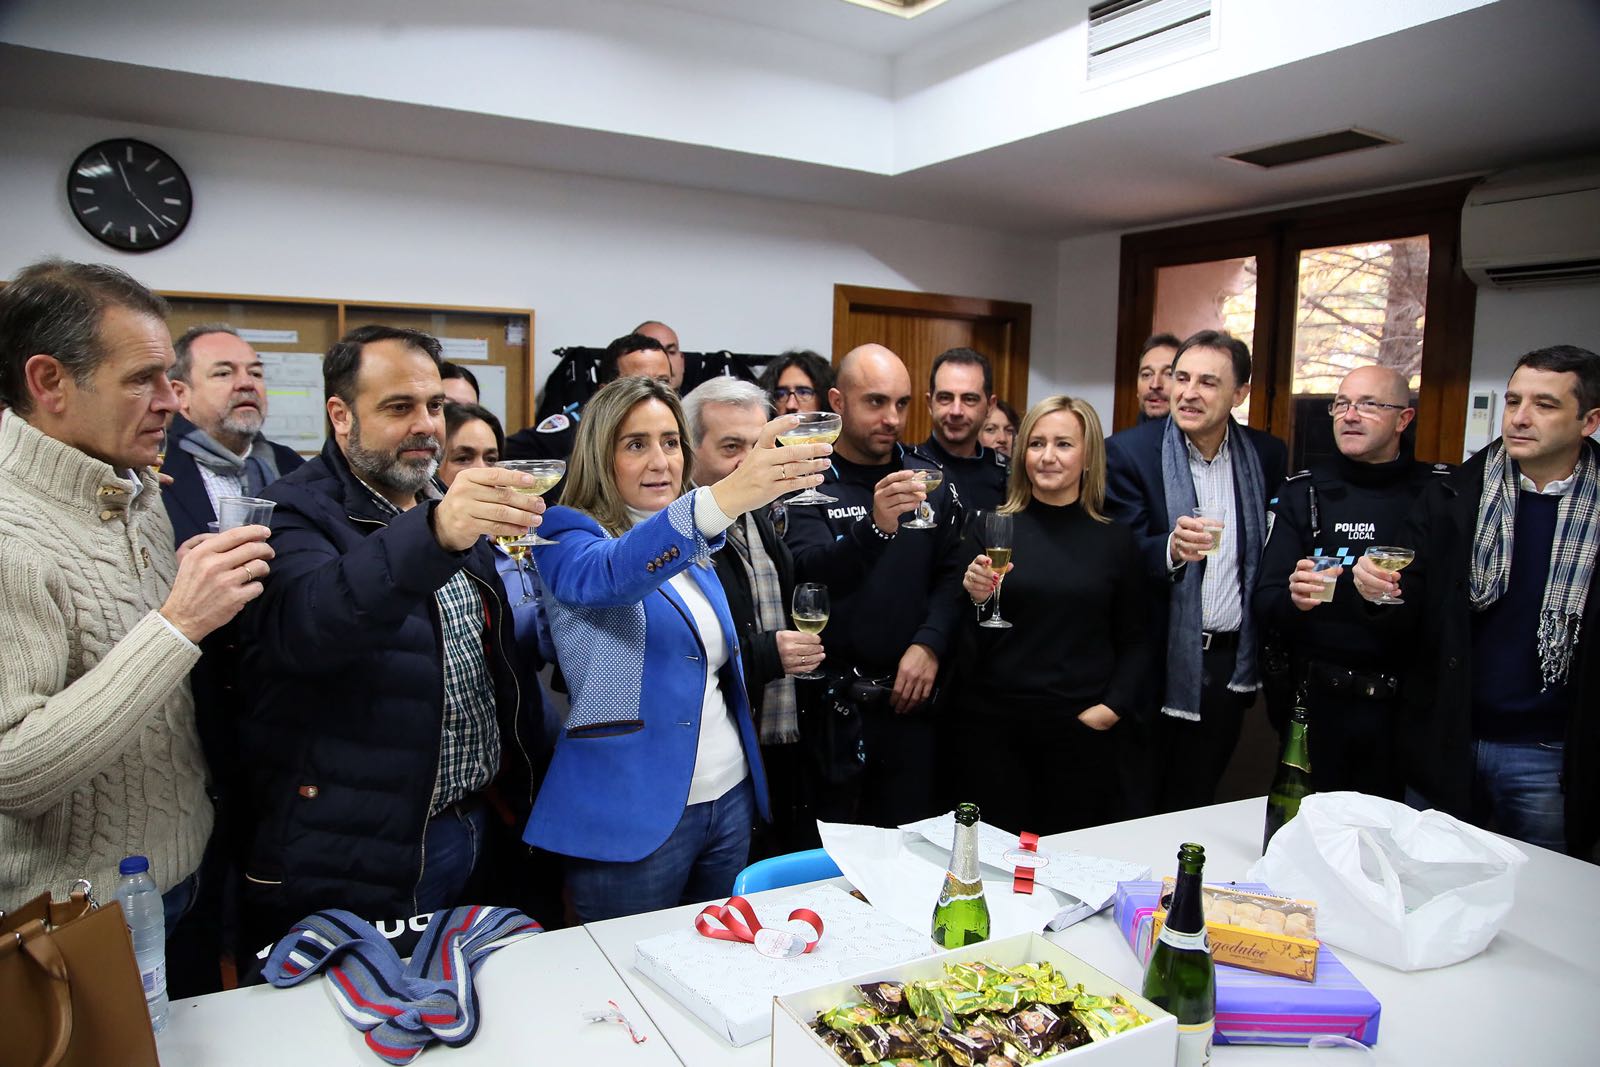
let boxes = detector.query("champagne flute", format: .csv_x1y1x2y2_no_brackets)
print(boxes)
777,412,841,506
899,469,944,530
1364,546,1415,605
495,459,565,547
979,511,1014,631
791,583,829,680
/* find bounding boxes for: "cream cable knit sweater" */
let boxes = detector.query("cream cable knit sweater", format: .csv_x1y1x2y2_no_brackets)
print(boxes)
0,410,211,904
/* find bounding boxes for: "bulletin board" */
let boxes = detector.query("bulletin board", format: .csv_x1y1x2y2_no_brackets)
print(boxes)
162,291,535,454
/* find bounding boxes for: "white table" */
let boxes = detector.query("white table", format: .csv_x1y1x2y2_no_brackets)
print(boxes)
158,924,680,1066
588,798,1600,1066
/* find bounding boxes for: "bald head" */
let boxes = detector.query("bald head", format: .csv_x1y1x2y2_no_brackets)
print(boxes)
831,343,912,463
634,320,682,389
1333,364,1414,464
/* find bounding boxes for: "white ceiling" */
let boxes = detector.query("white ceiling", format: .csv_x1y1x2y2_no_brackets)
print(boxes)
640,0,1021,55
2,0,1598,237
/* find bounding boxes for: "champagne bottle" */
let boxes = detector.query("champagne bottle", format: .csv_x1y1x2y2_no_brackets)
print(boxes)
1142,843,1215,1067
1263,691,1313,853
931,802,990,949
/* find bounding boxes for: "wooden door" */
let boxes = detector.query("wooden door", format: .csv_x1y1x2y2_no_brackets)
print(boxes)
833,285,1032,447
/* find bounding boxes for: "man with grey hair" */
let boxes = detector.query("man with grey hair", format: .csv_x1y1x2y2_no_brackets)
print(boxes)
1253,364,1442,798
684,375,821,854
164,323,304,545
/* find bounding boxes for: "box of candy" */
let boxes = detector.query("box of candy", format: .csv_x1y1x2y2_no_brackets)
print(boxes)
1151,877,1320,981
772,932,1176,1066
1115,880,1381,1047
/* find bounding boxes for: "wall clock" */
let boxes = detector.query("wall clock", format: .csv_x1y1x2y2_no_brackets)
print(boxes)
66,138,193,252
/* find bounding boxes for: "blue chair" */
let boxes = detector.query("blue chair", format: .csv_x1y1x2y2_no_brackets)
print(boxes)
731,848,842,895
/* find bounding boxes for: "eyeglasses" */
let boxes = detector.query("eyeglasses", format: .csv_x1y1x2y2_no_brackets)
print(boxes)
773,386,817,401
1328,399,1409,418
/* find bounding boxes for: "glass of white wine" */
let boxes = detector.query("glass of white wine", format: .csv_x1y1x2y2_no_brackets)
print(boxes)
153,427,167,475
899,468,944,529
979,511,1014,631
791,582,829,680
777,411,841,506
1364,545,1415,605
496,459,565,547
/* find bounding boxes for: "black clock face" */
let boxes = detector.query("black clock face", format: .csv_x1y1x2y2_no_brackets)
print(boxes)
66,139,193,252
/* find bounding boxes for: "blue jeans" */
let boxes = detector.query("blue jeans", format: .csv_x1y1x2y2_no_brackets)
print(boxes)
566,778,755,923
414,799,489,912
1471,739,1566,852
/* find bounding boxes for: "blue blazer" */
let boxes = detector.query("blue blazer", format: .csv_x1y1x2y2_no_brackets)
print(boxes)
525,491,771,862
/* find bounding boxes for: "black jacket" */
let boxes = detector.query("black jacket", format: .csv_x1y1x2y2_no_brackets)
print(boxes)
238,438,536,920
1254,451,1448,669
1379,438,1600,855
712,506,795,722
919,435,1009,517
161,413,304,546
784,445,967,677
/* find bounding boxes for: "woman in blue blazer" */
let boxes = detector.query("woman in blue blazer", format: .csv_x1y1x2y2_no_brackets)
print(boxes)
526,376,831,922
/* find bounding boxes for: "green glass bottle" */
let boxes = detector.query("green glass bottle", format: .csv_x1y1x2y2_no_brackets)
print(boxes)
931,802,990,950
1142,843,1215,1067
1263,693,1314,853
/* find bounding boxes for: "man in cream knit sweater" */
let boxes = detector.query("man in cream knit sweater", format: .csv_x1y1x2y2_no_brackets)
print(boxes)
0,260,273,979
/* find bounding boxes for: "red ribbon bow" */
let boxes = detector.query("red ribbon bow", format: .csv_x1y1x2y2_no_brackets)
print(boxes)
693,895,824,955
1013,831,1040,894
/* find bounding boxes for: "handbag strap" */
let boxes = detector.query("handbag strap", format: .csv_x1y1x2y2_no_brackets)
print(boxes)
11,920,75,1067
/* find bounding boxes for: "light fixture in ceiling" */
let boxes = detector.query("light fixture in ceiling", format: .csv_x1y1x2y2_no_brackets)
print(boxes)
838,0,955,18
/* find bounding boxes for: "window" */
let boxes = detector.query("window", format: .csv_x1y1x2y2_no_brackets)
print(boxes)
1115,182,1478,467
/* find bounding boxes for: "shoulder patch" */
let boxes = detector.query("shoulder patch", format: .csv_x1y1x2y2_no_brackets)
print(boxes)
536,413,571,434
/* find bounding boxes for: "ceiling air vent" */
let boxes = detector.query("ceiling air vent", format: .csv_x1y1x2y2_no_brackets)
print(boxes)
1224,128,1398,169
1088,0,1213,82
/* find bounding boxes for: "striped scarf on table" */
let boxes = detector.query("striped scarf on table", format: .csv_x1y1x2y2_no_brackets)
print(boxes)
262,907,543,1064
1470,441,1600,690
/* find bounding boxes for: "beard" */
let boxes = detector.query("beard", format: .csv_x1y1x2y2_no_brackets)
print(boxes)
219,402,265,440
345,414,439,496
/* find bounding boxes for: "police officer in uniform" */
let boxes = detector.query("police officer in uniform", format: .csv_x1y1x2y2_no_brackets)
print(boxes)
920,347,1009,516
1254,365,1448,798
786,344,967,827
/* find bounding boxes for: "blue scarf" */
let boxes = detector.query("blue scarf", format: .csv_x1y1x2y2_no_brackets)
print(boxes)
1159,416,1267,719
263,907,542,1064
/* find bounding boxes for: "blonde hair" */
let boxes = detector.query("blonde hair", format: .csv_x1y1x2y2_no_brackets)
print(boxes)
560,376,695,535
1001,395,1109,523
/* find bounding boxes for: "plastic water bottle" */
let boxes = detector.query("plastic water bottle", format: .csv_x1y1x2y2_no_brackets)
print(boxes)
113,855,169,1034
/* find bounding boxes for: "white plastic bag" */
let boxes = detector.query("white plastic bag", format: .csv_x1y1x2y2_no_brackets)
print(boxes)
1246,792,1528,971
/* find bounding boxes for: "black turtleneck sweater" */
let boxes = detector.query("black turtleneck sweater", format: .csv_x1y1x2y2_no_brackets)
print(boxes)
956,497,1150,719
1255,449,1445,668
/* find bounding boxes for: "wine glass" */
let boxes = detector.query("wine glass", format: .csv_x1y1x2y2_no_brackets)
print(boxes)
899,469,944,530
778,412,841,506
1363,545,1415,605
978,511,1014,631
790,583,829,680
152,427,167,475
495,459,565,547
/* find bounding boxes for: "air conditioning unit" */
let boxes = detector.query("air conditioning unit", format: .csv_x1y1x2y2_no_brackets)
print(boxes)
1461,159,1600,288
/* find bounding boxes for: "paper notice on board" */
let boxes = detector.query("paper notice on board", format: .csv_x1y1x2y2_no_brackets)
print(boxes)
475,365,509,428
260,352,327,454
238,328,300,346
439,337,490,362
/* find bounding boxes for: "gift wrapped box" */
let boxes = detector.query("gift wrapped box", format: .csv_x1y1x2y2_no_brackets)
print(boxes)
633,883,932,1046
1114,880,1381,1047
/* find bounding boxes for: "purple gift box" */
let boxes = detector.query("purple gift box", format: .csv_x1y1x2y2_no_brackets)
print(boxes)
1114,880,1381,1047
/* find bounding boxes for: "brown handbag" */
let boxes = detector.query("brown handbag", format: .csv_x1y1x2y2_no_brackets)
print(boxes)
0,884,160,1067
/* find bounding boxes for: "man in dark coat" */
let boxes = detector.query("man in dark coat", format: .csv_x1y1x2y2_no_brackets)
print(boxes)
683,376,819,854
1105,330,1287,814
238,325,546,952
164,324,303,546
1355,345,1600,858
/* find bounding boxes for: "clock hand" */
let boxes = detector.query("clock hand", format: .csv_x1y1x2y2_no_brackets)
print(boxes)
117,160,134,194
134,198,167,228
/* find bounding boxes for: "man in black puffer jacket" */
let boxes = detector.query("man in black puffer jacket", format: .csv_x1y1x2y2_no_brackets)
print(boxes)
237,326,546,956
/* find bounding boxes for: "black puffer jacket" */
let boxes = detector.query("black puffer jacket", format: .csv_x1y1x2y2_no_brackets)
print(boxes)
237,438,536,921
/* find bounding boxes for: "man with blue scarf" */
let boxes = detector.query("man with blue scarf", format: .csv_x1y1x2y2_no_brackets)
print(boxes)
1106,330,1286,814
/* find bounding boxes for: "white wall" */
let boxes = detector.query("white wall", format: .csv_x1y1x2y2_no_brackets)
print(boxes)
1048,232,1122,423
0,106,1059,424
